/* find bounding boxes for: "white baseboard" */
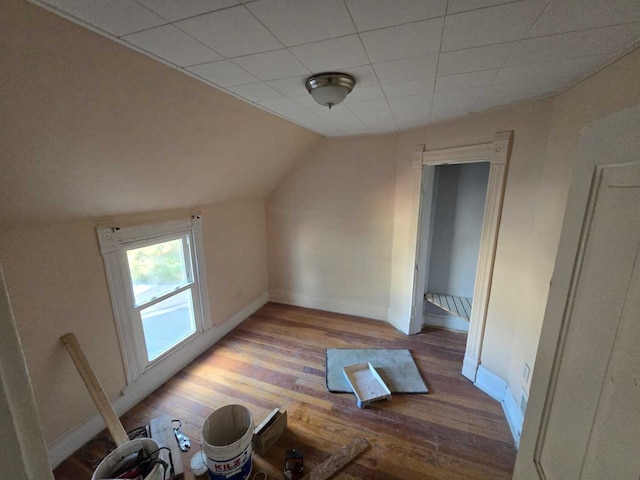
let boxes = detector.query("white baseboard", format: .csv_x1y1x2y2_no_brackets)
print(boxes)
503,387,523,448
48,291,268,468
269,290,388,322
423,313,469,332
475,365,508,402
473,365,523,448
461,355,478,381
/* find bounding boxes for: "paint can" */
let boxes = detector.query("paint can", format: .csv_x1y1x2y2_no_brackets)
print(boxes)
91,438,164,480
202,404,253,480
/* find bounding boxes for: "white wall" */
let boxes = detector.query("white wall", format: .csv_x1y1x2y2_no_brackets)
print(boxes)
427,163,489,298
267,135,398,321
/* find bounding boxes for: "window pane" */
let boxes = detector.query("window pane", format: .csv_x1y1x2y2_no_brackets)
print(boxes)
127,238,189,306
140,289,196,361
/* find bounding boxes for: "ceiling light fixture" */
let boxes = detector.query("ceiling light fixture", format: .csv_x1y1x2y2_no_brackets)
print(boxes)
305,72,356,109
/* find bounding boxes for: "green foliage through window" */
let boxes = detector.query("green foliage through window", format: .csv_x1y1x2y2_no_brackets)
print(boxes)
127,239,187,285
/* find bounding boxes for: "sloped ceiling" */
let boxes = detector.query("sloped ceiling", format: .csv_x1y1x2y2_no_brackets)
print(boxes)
26,0,640,136
0,0,320,225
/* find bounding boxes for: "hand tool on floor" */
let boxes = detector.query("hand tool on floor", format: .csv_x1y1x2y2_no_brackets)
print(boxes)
300,436,368,480
61,333,129,447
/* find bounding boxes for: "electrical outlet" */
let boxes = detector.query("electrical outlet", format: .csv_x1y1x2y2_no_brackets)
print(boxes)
523,363,531,382
520,390,529,417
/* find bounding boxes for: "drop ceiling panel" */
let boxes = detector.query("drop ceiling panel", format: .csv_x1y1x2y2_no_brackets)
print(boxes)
123,25,222,67
381,78,436,98
176,6,283,57
246,0,355,46
42,0,165,36
232,49,310,81
492,55,610,85
507,23,640,65
289,35,369,72
373,55,439,83
345,0,447,31
527,0,640,37
136,0,239,22
442,0,548,51
360,17,444,63
188,60,258,87
437,42,518,76
32,0,640,136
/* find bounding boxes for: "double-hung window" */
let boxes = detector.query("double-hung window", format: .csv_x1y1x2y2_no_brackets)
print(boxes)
98,216,211,384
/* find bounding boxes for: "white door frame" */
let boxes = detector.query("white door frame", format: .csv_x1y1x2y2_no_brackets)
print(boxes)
409,131,513,381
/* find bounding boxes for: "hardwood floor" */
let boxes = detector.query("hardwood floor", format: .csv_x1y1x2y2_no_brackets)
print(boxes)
53,303,516,480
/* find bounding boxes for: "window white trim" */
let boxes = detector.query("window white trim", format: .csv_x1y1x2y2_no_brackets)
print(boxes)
97,215,211,384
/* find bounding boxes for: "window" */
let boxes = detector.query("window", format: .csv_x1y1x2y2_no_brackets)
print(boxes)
98,216,211,384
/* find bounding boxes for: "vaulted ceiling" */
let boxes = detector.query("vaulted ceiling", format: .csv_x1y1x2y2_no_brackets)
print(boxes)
30,0,640,136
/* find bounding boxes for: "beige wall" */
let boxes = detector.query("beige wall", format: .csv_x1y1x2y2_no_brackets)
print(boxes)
0,200,268,447
504,47,640,401
267,135,398,320
0,0,319,226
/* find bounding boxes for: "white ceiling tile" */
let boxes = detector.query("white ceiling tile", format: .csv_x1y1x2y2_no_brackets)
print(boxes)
342,65,379,87
435,69,497,92
433,87,485,104
387,94,433,108
279,108,326,123
437,42,517,75
136,0,238,22
123,25,222,67
232,50,309,81
246,0,355,46
267,76,309,96
289,35,369,72
258,98,306,112
492,55,609,85
348,99,391,113
448,0,515,14
482,77,568,99
360,17,444,63
474,94,530,110
176,6,282,57
42,0,165,36
430,110,465,122
381,77,435,98
396,115,430,129
373,55,439,83
227,82,285,102
528,0,640,37
344,85,385,103
431,99,476,114
188,60,258,87
290,95,321,108
442,0,548,51
345,0,446,31
508,23,640,65
390,105,431,117
308,104,352,117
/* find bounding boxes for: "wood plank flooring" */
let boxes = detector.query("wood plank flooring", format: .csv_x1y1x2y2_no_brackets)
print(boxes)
53,303,516,480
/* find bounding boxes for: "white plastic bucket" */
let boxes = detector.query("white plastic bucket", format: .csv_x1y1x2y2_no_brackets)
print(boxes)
202,404,253,480
91,438,164,480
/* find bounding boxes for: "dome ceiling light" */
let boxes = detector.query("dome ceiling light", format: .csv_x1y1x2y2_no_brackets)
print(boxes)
305,72,356,109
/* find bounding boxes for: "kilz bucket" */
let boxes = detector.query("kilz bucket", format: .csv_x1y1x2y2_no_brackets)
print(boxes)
202,404,254,480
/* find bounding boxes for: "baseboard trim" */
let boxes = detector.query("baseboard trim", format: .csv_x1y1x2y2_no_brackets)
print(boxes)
423,313,469,332
503,387,523,448
269,290,388,322
475,365,508,402
461,355,479,381
48,291,268,468
473,365,523,448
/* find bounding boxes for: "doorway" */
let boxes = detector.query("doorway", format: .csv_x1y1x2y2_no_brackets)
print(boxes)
421,162,490,332
408,131,513,381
